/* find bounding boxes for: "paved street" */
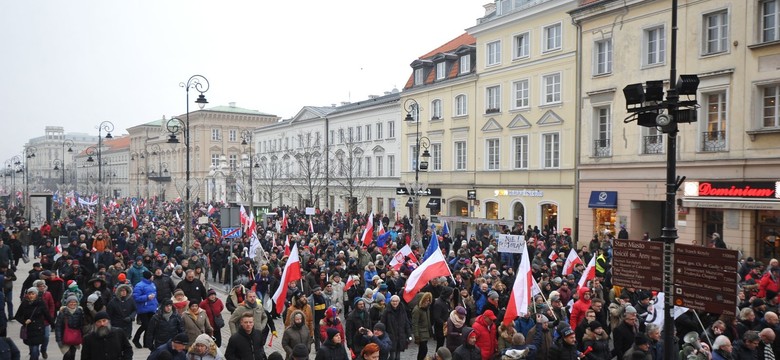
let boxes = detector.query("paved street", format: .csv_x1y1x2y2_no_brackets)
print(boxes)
6,259,427,360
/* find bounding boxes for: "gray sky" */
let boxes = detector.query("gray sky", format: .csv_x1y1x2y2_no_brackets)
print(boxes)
0,1,482,160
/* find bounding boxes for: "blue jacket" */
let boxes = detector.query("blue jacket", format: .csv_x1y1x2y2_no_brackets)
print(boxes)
364,269,378,284
133,278,159,314
127,263,148,286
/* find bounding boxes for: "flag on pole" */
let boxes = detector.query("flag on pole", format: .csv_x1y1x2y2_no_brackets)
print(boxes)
360,212,374,246
284,235,291,257
442,221,449,236
281,211,288,232
308,217,314,233
239,205,248,231
503,244,534,324
377,221,386,237
131,206,138,229
207,204,216,216
403,248,452,302
389,245,418,270
578,255,597,288
175,211,181,222
562,249,583,276
548,251,559,263
423,232,440,262
272,244,302,314
344,275,356,291
474,264,482,278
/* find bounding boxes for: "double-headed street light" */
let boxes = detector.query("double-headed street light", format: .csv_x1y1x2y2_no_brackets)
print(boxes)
5,156,22,207
85,121,114,229
166,74,209,251
403,99,431,246
130,150,148,198
53,139,75,188
23,146,37,220
241,130,257,224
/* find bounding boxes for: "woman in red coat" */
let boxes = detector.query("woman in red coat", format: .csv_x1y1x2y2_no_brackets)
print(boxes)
471,310,498,360
319,306,346,342
199,289,225,347
758,267,780,298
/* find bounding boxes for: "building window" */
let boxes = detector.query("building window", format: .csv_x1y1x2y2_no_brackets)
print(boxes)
486,139,500,170
486,86,501,113
460,55,471,74
542,73,562,105
365,124,371,141
514,32,530,59
388,121,395,138
414,68,424,85
703,92,727,152
388,155,395,176
229,154,238,169
594,39,613,75
486,40,501,66
594,106,612,157
348,127,354,142
329,130,335,145
229,129,237,142
455,141,467,170
356,126,362,142
642,127,664,154
409,146,418,171
513,135,529,169
338,129,344,144
513,79,529,109
365,157,371,177
644,26,666,66
704,10,729,54
431,99,442,120
763,0,780,42
211,153,219,167
542,133,560,168
431,143,442,171
376,123,383,139
436,62,446,80
376,156,383,177
543,23,562,52
211,128,221,141
455,94,468,116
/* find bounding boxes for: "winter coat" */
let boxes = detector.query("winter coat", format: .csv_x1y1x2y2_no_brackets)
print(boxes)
453,328,482,360
182,308,213,345
314,338,349,360
81,327,134,360
319,318,346,343
549,339,579,360
472,314,498,360
570,287,591,327
54,306,85,345
176,278,209,304
153,275,176,302
431,296,451,339
282,316,312,360
133,278,159,314
200,298,225,330
127,263,149,286
412,304,433,342
446,315,467,353
228,300,267,335
224,328,265,360
613,321,640,359
0,338,20,360
285,303,314,338
527,323,553,360
382,303,411,352
346,307,372,351
145,307,186,350
107,284,137,333
582,328,610,360
732,341,756,360
15,298,53,346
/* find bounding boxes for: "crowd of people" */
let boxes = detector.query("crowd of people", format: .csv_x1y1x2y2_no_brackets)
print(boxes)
0,199,772,360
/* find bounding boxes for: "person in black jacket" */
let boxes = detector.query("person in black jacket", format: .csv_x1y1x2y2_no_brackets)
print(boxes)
431,287,452,350
176,270,208,304
225,312,266,360
613,309,644,360
549,327,579,360
145,299,185,350
152,268,175,302
147,333,189,360
732,331,760,360
382,295,411,360
453,327,481,360
106,284,136,339
315,328,349,360
15,287,54,360
81,311,133,360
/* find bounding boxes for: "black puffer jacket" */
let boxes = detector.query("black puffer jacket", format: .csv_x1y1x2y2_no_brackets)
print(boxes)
224,328,265,360
381,303,411,352
144,304,185,349
106,284,137,334
549,339,579,360
453,327,482,360
15,298,53,346
314,338,349,360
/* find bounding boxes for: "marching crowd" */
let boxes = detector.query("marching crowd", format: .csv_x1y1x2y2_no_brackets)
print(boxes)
0,199,774,360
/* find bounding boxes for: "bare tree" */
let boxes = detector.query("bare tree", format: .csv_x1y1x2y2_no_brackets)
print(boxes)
330,137,376,213
285,130,326,208
254,151,285,207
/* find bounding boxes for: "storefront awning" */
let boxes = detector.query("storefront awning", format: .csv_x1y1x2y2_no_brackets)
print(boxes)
426,198,441,209
588,191,618,208
405,198,413,207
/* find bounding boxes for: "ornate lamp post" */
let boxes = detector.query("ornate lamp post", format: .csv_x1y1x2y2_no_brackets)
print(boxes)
241,130,256,223
5,156,21,207
23,146,37,220
166,75,209,250
85,121,114,229
402,99,430,246
130,150,148,198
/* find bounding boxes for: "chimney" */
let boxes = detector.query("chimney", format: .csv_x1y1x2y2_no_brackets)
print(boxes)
229,102,236,108
483,2,496,16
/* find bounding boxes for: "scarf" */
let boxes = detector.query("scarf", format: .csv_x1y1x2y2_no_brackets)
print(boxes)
163,309,173,321
449,310,465,328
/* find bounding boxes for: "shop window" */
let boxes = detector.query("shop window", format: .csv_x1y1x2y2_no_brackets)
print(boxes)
594,208,617,239
702,209,723,245
513,202,526,224
486,201,499,220
758,210,780,260
541,203,559,232
450,200,468,217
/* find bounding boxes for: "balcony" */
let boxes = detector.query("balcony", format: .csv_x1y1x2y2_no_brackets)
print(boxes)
593,139,611,157
643,135,664,154
701,130,726,152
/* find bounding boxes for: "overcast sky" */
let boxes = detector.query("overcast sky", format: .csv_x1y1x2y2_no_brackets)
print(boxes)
0,1,483,160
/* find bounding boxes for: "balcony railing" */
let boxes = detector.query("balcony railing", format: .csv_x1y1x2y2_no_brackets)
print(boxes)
593,139,611,157
643,135,664,154
701,130,726,152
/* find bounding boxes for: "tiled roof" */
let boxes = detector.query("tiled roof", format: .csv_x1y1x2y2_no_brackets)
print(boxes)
404,33,477,90
418,33,476,59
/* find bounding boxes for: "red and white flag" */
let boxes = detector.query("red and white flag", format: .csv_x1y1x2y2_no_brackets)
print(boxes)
308,218,314,233
578,255,597,288
281,211,288,232
377,221,386,237
131,206,138,229
474,265,482,278
344,275,356,291
207,205,216,216
360,212,374,246
271,244,302,314
403,247,452,302
284,235,291,257
548,251,559,262
562,249,583,276
389,245,417,270
239,205,248,231
504,246,533,324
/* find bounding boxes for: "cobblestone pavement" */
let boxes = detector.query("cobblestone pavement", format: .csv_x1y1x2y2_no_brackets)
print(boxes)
7,260,428,360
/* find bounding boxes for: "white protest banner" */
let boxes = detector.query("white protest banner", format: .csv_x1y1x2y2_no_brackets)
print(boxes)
497,234,526,253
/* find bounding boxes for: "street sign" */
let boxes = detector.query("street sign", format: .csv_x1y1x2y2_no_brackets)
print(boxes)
395,187,442,196
672,244,738,316
673,254,738,282
222,227,242,239
467,190,477,200
674,285,737,316
675,244,739,265
611,239,664,290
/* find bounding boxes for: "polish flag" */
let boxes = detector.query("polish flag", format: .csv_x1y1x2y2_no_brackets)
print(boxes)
562,249,583,276
272,243,302,314
389,245,417,270
377,221,386,237
55,244,63,254
281,211,288,232
361,212,374,246
548,251,559,262
239,205,248,231
403,247,452,302
284,235,291,257
504,244,533,325
578,255,597,289
344,275,356,291
474,265,482,278
246,214,256,238
308,218,314,233
207,205,216,216
131,206,138,229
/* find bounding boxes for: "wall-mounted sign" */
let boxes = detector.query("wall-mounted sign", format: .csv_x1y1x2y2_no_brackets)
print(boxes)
684,181,780,199
493,189,543,197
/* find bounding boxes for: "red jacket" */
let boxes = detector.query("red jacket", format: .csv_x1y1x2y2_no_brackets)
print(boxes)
472,314,497,360
199,298,225,328
569,287,592,327
758,272,779,298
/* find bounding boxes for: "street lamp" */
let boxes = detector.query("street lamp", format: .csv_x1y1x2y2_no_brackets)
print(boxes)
402,98,431,246
621,2,700,360
5,156,21,207
85,121,114,229
241,130,256,224
166,74,209,251
130,150,148,198
23,146,37,221
57,139,75,188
